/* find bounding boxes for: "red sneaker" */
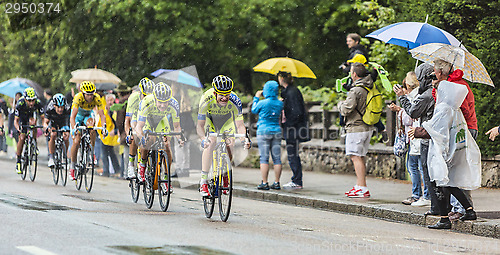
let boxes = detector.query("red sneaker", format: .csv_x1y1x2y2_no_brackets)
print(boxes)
345,186,356,195
138,163,146,182
347,189,370,198
69,169,76,180
199,183,210,197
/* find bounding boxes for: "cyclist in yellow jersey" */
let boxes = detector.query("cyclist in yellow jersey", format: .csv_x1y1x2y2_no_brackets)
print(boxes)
124,77,155,179
197,75,251,197
134,82,183,182
69,81,107,180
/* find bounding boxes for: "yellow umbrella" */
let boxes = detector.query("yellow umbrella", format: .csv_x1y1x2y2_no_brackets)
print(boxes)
69,68,122,84
410,43,494,87
253,57,317,79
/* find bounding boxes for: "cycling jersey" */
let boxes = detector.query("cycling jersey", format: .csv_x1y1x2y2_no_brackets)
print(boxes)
71,92,105,115
137,94,180,132
125,91,141,123
45,98,71,128
198,88,243,133
15,97,44,133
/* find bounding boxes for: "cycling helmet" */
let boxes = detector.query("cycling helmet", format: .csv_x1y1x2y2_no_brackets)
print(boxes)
53,93,66,107
212,75,233,95
80,81,96,94
23,87,37,100
139,77,155,96
153,82,172,102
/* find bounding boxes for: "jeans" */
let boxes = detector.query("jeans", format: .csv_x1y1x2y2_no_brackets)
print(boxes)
285,139,302,186
257,133,282,165
407,154,429,199
101,144,120,176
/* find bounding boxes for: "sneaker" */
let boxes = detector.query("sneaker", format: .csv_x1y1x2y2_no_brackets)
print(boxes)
282,182,302,190
347,189,370,198
270,182,281,190
126,164,136,179
402,196,418,205
411,197,431,206
16,163,22,174
257,182,270,190
69,168,76,180
138,163,146,182
199,183,210,197
48,157,55,168
345,186,356,195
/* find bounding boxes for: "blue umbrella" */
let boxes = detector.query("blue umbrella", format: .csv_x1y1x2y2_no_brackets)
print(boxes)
367,22,467,50
154,69,203,89
150,69,175,77
0,78,37,97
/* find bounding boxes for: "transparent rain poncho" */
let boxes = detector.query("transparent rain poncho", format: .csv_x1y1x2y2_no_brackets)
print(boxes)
422,81,481,190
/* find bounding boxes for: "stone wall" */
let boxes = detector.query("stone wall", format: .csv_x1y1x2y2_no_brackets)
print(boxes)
239,139,500,188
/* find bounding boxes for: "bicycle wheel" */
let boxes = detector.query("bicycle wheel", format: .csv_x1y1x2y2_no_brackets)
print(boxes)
21,143,28,180
158,154,171,212
218,153,233,222
28,138,38,182
203,162,216,218
60,141,68,186
84,143,94,193
129,177,140,203
143,151,156,209
52,142,60,185
75,142,84,190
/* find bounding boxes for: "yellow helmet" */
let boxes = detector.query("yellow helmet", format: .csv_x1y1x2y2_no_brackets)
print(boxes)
80,81,96,94
23,87,37,100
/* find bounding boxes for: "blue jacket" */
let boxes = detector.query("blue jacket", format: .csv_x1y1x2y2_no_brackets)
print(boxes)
251,81,283,135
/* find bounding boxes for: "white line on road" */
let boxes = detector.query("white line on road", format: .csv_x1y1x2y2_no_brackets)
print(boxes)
16,246,57,255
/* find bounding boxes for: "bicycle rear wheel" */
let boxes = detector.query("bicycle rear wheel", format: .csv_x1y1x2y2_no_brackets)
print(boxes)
21,144,28,180
28,138,38,182
218,153,233,222
60,142,68,186
84,144,94,193
203,165,216,218
129,177,140,203
158,154,171,212
143,151,156,209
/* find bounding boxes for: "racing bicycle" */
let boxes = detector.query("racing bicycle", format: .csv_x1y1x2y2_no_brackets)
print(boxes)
74,126,106,192
20,125,42,182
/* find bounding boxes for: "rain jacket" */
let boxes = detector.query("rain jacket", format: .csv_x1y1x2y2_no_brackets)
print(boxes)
281,83,309,142
444,69,477,131
399,63,435,146
338,75,373,133
422,81,481,190
251,81,283,135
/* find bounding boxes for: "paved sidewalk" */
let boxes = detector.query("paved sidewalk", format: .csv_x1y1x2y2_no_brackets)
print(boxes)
177,166,500,239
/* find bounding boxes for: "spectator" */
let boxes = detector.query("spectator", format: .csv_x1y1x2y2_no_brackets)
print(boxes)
113,84,132,176
486,126,500,141
172,85,195,178
410,80,480,229
338,62,374,198
395,63,439,215
339,33,369,73
0,98,8,154
389,72,430,206
8,92,23,147
279,71,308,190
251,80,284,190
99,93,121,177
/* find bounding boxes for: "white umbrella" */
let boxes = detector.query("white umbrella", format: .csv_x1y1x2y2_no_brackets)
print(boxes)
410,43,493,87
70,68,121,84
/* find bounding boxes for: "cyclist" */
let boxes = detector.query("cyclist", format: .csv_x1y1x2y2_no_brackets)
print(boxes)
43,93,71,168
125,77,155,179
69,81,107,180
197,75,251,197
14,87,44,174
134,82,183,182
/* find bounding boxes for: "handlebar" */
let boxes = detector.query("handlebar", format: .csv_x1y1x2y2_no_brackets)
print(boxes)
144,129,187,142
76,126,105,130
22,125,43,129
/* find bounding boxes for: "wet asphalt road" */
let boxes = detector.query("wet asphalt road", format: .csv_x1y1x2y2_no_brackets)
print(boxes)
0,161,499,255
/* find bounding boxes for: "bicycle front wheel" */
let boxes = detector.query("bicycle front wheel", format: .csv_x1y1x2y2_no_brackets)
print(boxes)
143,151,156,209
84,144,94,193
60,142,68,186
28,139,38,182
158,154,171,212
218,153,233,222
75,143,84,190
129,177,140,203
52,142,60,185
21,144,28,180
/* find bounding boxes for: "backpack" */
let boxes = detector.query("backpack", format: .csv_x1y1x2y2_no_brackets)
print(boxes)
356,84,384,125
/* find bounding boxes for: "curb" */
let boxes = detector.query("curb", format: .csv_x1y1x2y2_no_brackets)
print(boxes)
177,180,500,239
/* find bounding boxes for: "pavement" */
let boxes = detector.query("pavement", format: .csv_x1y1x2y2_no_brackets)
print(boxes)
3,141,500,239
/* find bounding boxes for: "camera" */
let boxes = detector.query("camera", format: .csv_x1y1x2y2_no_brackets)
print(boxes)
426,73,438,80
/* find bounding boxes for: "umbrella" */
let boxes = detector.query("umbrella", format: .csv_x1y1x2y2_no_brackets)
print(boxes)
95,82,118,91
155,70,203,89
410,43,494,86
253,57,317,79
367,21,467,50
151,69,175,77
0,78,44,98
70,68,121,84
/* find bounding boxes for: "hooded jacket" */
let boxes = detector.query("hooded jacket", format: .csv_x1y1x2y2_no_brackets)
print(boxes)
399,63,435,145
251,81,284,135
338,75,373,133
448,69,478,130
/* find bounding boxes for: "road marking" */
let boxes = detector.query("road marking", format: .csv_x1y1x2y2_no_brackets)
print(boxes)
16,246,57,255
